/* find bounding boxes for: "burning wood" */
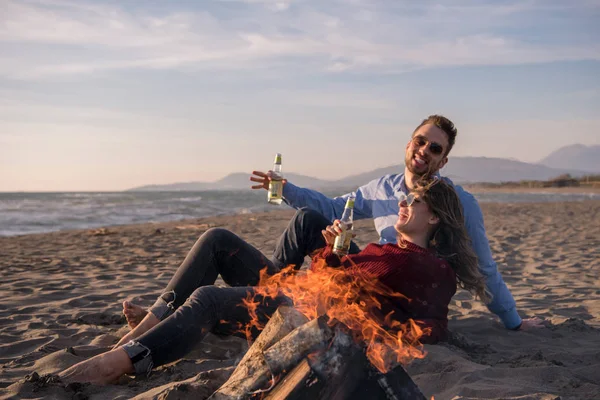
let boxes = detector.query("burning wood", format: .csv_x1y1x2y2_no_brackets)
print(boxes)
241,261,428,373
212,257,431,399
262,317,332,375
209,308,332,399
224,306,309,389
210,307,426,400
265,328,427,400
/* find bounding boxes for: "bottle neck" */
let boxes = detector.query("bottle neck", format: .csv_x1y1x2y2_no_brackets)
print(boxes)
273,163,282,174
340,207,353,223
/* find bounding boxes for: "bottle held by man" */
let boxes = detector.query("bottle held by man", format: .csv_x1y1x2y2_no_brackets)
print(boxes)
267,153,283,205
333,196,355,255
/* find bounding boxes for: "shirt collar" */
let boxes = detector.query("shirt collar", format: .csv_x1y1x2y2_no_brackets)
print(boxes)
398,171,442,194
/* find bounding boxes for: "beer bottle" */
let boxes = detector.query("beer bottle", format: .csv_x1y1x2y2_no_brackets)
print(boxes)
333,196,355,256
267,153,283,205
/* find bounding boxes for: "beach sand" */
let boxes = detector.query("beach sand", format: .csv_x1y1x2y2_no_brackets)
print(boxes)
1,201,599,399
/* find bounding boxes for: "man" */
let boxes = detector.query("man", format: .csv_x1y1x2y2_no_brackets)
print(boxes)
250,115,544,331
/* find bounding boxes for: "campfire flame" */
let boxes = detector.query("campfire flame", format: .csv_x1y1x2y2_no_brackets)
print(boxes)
242,258,428,373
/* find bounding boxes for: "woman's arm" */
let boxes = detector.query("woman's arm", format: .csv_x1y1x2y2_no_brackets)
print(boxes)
309,221,350,268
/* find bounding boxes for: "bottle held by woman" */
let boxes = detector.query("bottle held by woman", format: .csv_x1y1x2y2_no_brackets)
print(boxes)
333,196,355,255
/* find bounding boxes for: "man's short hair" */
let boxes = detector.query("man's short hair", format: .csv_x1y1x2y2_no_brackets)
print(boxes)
413,115,457,156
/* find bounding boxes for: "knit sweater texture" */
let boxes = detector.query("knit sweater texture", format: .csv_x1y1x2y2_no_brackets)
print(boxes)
312,241,457,343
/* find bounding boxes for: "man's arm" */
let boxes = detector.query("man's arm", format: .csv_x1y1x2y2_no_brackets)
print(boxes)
456,188,522,329
250,170,375,221
282,182,376,221
281,182,348,220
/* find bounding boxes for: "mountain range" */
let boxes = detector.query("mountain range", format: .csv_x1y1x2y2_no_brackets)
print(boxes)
128,144,599,191
539,144,600,172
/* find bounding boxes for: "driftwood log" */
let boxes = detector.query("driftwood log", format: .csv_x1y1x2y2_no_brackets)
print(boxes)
265,330,427,400
209,306,308,400
371,365,427,400
209,307,332,400
210,306,426,400
263,317,332,375
263,359,313,400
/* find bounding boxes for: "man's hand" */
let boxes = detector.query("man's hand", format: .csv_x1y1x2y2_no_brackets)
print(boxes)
518,317,546,330
250,170,287,190
321,220,355,246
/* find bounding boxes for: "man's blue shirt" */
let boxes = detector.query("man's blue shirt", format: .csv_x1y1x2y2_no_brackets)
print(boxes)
282,173,522,329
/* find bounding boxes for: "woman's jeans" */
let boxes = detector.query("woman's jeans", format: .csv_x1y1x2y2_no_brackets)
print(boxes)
122,228,290,374
122,209,359,374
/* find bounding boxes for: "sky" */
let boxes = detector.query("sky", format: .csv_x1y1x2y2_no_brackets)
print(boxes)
0,0,599,192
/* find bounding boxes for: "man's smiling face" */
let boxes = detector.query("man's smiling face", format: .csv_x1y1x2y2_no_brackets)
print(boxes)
404,123,449,177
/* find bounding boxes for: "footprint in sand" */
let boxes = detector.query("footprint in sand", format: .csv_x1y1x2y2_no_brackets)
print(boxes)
72,312,125,326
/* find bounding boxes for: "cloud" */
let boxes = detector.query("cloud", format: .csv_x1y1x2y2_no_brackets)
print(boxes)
0,97,139,124
0,0,598,79
266,89,398,109
221,0,294,11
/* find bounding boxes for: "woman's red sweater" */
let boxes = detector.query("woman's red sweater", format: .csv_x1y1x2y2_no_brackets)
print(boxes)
312,241,456,343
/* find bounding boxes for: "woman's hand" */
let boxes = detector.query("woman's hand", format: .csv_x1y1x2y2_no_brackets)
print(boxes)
321,220,355,246
321,220,341,246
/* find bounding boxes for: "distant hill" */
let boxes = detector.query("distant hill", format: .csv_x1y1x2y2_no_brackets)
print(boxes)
443,156,591,183
330,156,590,187
128,172,333,191
127,156,592,191
539,144,600,173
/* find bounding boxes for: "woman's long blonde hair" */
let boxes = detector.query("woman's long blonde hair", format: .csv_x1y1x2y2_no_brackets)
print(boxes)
413,178,491,302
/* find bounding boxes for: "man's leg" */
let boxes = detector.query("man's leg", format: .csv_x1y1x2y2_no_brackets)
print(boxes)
271,208,360,270
148,227,278,318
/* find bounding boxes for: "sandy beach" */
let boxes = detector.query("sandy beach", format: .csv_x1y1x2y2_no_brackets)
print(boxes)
464,186,600,195
1,201,599,400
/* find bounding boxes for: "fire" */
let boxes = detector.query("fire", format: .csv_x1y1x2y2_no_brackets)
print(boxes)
243,258,428,373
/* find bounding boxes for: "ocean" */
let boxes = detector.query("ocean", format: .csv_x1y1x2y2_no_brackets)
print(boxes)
1,189,598,237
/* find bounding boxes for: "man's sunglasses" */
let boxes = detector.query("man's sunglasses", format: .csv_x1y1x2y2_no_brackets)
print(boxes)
398,192,420,207
412,135,444,155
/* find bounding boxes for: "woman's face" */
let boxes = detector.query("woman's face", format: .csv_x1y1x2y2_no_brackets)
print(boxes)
394,193,439,236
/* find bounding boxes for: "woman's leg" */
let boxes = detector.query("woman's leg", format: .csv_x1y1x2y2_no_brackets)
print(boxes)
127,286,289,373
61,286,290,384
117,228,279,346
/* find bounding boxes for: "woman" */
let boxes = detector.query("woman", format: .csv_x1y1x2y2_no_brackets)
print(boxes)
59,179,488,385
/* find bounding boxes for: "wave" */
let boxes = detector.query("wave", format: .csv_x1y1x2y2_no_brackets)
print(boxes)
0,191,598,237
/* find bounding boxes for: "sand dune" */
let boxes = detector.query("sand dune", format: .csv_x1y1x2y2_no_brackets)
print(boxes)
1,201,599,399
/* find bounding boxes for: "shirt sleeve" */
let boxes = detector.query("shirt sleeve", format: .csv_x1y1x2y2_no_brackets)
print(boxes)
456,187,522,329
282,179,377,221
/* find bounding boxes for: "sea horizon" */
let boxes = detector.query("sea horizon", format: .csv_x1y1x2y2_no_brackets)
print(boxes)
1,190,599,237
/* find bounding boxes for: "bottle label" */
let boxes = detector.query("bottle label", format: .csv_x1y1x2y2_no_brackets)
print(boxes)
333,225,352,253
268,180,283,200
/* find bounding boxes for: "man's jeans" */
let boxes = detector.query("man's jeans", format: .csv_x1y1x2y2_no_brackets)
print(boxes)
146,227,279,320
